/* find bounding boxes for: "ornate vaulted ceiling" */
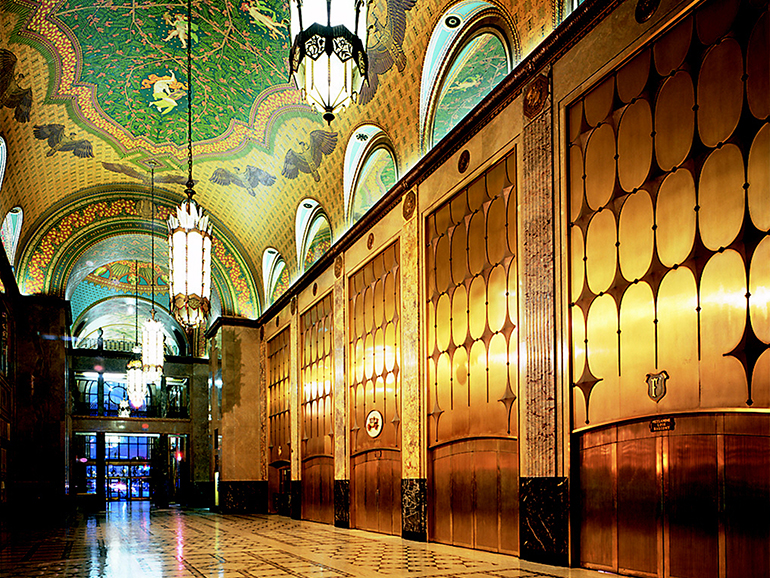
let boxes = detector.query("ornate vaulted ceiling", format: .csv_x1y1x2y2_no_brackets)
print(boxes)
0,0,559,345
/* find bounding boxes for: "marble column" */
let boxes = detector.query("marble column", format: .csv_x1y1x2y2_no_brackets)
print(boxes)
518,72,568,566
333,259,350,528
400,194,427,541
218,324,268,513
289,302,301,519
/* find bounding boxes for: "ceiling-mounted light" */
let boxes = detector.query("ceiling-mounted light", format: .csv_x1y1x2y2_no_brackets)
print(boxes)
168,0,212,329
289,0,369,124
143,163,165,384
127,260,146,409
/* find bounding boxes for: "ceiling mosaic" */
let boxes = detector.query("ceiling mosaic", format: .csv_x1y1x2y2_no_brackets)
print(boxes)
0,0,560,341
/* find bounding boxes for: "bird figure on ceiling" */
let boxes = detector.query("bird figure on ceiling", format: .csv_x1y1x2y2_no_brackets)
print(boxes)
102,162,193,186
209,165,276,196
282,130,338,183
0,49,33,123
33,124,94,158
357,0,416,105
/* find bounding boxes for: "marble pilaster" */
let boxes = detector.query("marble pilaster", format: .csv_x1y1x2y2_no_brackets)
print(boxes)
400,202,424,480
290,305,300,481
519,75,559,478
333,265,348,482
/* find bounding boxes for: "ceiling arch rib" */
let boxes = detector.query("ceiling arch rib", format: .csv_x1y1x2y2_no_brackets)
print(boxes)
15,187,261,321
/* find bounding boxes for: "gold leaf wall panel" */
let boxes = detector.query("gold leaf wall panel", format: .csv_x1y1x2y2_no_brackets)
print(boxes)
568,0,770,427
301,294,334,458
267,328,290,464
426,152,518,445
348,243,401,453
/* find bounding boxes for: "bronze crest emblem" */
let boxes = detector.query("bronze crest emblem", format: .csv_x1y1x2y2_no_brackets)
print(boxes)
646,370,669,402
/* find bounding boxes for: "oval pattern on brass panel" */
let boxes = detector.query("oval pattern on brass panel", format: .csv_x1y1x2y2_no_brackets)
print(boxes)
435,293,451,352
468,275,487,340
363,285,374,334
619,190,654,281
619,283,656,402
747,12,769,120
384,272,396,321
427,301,436,354
488,333,509,403
655,70,695,171
617,98,653,192
657,268,699,400
453,346,469,388
571,226,586,303
435,236,451,293
750,236,770,344
486,197,507,265
585,209,618,295
570,145,584,222
584,76,615,127
451,224,468,287
467,211,487,276
656,169,696,267
487,265,508,334
374,279,384,328
697,39,744,148
452,284,468,347
507,259,517,326
374,328,385,377
696,0,739,46
700,250,746,358
698,144,745,251
617,49,651,104
654,16,692,77
586,294,620,391
385,323,397,372
748,123,770,231
584,124,617,211
364,333,374,380
506,194,517,255
571,306,586,383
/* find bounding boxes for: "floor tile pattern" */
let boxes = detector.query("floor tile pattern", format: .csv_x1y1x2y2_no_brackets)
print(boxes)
0,503,618,578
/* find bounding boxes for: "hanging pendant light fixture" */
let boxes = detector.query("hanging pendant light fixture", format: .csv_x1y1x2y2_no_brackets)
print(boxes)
289,0,369,124
143,163,165,384
168,0,212,329
127,260,146,409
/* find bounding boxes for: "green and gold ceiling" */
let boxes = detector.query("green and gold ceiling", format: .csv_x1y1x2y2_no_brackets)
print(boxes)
0,0,560,342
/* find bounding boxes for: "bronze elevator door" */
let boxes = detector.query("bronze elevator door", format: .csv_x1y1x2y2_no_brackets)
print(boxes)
578,415,770,578
301,455,333,524
351,449,401,535
429,438,519,555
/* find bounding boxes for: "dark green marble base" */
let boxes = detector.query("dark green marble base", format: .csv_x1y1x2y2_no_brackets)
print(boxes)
334,479,349,528
402,478,427,542
520,477,568,566
220,481,267,514
290,480,302,520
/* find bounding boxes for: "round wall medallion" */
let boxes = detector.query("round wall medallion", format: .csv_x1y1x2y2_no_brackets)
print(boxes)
312,282,318,296
334,255,344,278
365,409,384,438
458,149,470,173
402,190,416,220
445,15,461,28
635,0,659,23
367,232,375,249
523,74,549,119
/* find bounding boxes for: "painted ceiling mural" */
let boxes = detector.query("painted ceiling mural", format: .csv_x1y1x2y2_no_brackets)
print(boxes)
0,0,560,340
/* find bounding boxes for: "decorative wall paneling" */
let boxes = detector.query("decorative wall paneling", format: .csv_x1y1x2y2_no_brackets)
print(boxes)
568,0,770,428
578,413,770,578
349,242,402,535
267,328,291,515
426,150,520,554
300,294,334,524
569,0,770,575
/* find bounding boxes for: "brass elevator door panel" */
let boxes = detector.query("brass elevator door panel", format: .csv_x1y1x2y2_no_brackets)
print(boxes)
301,456,333,525
351,450,402,536
429,439,519,555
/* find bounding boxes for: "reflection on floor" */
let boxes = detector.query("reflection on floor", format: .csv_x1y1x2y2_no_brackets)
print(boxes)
0,502,617,578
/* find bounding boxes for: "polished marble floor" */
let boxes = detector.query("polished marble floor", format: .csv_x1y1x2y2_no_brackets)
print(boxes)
0,503,619,578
